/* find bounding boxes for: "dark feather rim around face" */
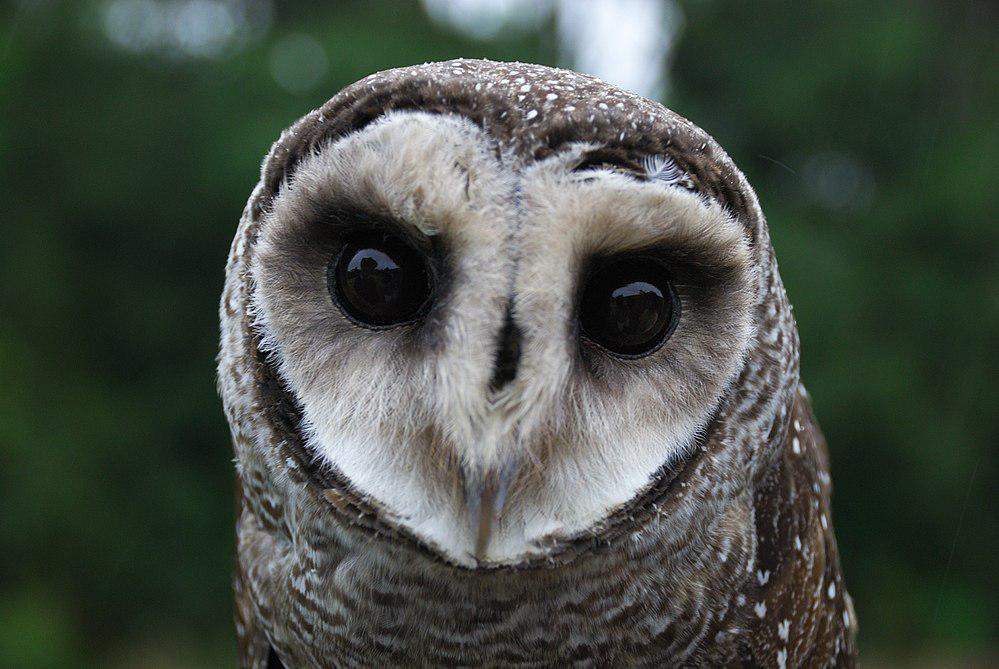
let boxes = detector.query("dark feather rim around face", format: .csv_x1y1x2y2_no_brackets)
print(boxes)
242,60,755,571
250,322,723,571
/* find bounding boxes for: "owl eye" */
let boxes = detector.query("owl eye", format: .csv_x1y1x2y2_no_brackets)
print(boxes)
329,232,432,327
579,256,680,357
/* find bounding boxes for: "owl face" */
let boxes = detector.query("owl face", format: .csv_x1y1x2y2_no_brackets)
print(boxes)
251,110,757,566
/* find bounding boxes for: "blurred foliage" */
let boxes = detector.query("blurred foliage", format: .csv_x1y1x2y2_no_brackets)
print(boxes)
0,0,995,666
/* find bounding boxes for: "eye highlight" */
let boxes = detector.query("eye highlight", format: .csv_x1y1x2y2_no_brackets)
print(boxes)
579,256,680,357
328,232,432,327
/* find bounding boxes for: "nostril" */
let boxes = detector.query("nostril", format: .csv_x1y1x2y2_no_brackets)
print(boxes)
489,309,522,393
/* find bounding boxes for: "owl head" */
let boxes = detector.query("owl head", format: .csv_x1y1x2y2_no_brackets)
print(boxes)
220,60,798,568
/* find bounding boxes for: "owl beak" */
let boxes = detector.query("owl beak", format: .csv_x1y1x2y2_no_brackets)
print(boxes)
466,459,517,563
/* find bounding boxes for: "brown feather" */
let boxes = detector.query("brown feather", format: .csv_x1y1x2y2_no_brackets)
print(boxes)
218,60,857,666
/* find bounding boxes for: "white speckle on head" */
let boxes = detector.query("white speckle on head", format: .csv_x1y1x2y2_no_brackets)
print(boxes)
519,83,531,92
736,594,746,606
525,109,538,120
546,93,558,101
754,602,767,618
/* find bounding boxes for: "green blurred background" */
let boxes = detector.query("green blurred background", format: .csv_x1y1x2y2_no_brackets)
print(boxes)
1,0,996,666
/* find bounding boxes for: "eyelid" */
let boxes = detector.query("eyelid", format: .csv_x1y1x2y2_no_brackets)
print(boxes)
592,247,737,291
316,205,437,254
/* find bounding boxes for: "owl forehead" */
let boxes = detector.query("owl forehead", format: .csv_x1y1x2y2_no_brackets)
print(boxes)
255,60,760,242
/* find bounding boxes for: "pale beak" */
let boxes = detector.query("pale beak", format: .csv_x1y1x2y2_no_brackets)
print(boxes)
465,459,518,563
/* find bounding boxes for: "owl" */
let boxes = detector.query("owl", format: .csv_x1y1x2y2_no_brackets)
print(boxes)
219,60,857,667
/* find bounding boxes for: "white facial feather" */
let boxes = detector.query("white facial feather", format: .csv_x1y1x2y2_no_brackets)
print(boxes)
251,111,755,565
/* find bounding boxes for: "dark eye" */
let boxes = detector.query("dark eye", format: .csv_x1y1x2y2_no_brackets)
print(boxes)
579,256,680,357
329,232,432,327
